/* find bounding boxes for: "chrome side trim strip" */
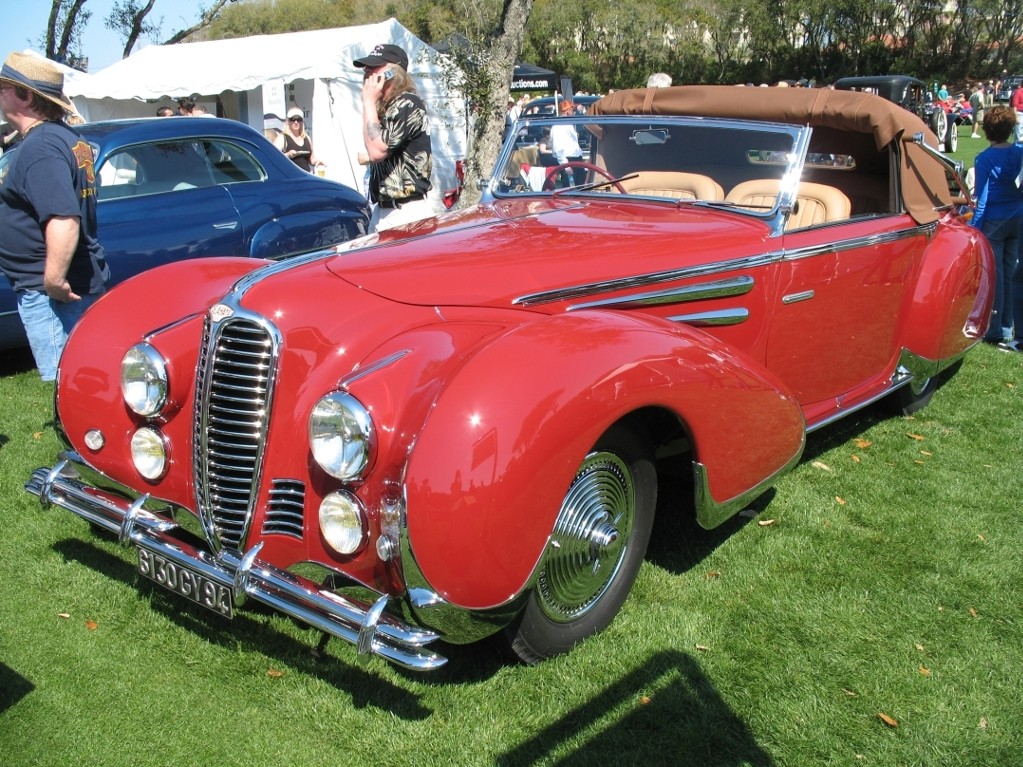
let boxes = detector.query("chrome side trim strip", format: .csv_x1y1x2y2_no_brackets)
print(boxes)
26,453,446,670
782,290,815,305
514,253,781,307
781,225,935,262
567,276,754,312
668,308,750,326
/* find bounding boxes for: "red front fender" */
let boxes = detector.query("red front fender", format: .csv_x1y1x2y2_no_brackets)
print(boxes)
403,311,804,610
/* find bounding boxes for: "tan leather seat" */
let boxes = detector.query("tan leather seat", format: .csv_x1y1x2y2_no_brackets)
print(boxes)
619,171,724,201
725,179,851,229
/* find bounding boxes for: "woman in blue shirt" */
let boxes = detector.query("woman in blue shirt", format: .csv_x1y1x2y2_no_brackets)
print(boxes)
971,105,1023,348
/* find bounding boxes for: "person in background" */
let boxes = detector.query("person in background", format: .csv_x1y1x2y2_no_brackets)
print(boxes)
937,83,949,101
549,98,584,186
646,72,672,88
970,105,1023,350
176,96,195,116
969,84,985,138
192,104,213,117
275,107,317,172
354,43,433,231
156,106,174,117
0,52,109,381
1011,82,1023,142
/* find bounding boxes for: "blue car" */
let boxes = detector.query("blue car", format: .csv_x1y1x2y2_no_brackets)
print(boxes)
0,117,370,351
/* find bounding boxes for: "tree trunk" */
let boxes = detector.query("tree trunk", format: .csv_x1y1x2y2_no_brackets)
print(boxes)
122,0,157,59
458,0,535,209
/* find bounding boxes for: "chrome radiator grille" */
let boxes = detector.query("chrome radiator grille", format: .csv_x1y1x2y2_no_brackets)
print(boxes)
194,314,277,551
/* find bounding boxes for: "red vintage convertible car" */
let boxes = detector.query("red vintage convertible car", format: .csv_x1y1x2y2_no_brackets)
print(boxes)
28,86,992,671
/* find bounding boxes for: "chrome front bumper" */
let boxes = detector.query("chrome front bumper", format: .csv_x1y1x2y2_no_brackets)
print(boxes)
26,453,446,671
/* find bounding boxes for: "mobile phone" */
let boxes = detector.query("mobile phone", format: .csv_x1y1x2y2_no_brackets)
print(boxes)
383,69,394,81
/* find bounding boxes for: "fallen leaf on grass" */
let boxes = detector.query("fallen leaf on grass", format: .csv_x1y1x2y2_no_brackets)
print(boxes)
57,612,71,619
919,665,931,676
639,695,652,705
33,432,43,440
854,438,872,449
85,619,98,631
979,717,988,730
906,433,925,441
695,644,710,652
851,454,861,463
920,450,933,457
878,712,899,728
705,570,721,579
835,496,847,506
812,460,832,471
1007,382,1015,390
757,518,776,527
267,669,285,678
978,534,986,542
843,688,858,697
915,643,925,652
914,460,926,465
969,608,978,618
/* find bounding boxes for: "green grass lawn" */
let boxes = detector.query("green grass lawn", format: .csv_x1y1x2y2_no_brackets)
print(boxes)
1,332,1021,765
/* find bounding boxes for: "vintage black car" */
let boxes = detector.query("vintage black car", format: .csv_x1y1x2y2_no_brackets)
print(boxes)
996,75,1023,103
834,75,960,153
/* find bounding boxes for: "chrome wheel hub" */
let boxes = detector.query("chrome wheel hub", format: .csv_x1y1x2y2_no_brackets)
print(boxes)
537,450,635,622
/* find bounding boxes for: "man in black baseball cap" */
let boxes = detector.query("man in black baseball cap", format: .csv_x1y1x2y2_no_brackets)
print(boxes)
353,43,409,71
354,43,433,232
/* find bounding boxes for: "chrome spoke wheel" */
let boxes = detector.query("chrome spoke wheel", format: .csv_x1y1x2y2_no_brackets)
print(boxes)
537,451,635,622
505,424,655,664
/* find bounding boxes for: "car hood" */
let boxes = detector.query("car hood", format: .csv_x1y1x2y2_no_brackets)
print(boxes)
325,198,771,308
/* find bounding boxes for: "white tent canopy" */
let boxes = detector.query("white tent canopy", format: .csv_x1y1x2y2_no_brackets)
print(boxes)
65,19,467,207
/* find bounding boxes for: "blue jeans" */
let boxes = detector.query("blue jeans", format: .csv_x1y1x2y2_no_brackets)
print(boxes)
16,289,102,381
979,216,1022,341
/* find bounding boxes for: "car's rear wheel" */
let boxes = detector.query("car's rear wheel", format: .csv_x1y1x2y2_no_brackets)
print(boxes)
888,359,963,415
505,424,656,664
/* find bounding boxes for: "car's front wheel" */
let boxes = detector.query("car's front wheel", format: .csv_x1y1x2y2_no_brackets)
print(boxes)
505,424,656,664
945,121,959,152
930,109,948,148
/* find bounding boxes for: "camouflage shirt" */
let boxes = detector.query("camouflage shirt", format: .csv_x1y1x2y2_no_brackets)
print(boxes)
370,92,433,203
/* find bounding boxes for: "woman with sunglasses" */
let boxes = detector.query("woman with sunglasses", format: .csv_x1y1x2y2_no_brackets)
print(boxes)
275,106,317,172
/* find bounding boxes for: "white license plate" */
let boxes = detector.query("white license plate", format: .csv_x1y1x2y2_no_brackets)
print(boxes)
137,548,233,618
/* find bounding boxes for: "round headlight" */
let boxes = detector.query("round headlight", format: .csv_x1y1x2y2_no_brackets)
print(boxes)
130,427,168,480
308,392,374,480
122,343,168,417
319,491,366,555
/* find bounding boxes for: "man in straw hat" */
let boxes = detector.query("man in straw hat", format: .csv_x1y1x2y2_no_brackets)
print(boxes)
0,51,108,381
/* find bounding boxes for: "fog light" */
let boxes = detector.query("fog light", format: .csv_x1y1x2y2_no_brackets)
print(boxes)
130,427,168,480
319,491,366,555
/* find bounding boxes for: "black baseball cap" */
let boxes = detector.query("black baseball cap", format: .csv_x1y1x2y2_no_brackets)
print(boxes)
353,44,409,71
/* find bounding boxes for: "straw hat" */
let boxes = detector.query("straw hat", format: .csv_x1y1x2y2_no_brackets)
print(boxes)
0,52,73,113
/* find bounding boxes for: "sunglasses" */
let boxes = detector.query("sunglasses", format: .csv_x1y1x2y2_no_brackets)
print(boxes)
288,116,303,123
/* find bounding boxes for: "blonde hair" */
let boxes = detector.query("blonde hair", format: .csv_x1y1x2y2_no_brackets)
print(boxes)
380,66,419,115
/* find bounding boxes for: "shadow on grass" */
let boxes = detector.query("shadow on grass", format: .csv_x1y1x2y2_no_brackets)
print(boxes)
0,661,35,715
496,649,773,766
0,347,35,377
645,389,942,576
51,536,448,718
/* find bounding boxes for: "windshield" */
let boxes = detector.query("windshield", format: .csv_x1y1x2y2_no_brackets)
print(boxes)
493,116,805,216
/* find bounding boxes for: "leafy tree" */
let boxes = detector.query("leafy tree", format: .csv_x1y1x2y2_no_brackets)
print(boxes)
45,0,91,66
105,0,159,59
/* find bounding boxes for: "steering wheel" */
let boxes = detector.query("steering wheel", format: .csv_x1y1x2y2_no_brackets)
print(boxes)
542,162,627,193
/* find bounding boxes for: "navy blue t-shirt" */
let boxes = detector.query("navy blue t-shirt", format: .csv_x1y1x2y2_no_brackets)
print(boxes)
0,120,108,294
